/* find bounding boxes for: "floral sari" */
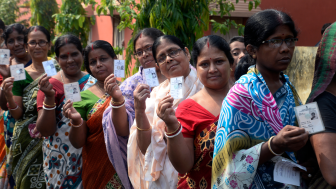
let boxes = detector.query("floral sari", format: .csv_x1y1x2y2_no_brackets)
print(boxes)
212,67,304,189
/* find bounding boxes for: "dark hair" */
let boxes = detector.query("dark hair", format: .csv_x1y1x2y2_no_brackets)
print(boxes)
244,9,298,66
321,23,332,35
83,40,117,75
229,36,244,45
26,25,51,43
133,28,164,52
54,34,82,57
3,23,27,45
192,35,234,66
0,19,5,31
152,35,187,65
234,54,255,80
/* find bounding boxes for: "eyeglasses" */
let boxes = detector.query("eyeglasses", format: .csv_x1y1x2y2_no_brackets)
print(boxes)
134,46,152,57
27,40,48,47
261,38,298,49
7,37,24,46
157,49,183,65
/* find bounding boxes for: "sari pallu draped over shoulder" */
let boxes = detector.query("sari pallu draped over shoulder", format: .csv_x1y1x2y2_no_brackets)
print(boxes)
10,74,46,189
211,68,303,189
127,67,203,189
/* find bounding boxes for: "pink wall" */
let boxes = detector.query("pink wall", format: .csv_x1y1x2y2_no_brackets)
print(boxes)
91,16,113,45
260,0,336,46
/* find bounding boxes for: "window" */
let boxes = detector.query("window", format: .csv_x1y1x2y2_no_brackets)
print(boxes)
113,16,124,59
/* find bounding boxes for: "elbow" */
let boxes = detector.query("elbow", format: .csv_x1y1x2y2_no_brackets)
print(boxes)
323,174,336,187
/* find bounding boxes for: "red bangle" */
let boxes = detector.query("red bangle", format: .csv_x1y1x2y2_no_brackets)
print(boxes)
165,122,182,136
7,102,18,110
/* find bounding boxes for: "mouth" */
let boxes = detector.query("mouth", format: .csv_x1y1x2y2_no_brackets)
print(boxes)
14,48,24,54
143,60,154,67
278,57,291,63
168,63,179,70
97,70,106,74
67,64,78,69
208,75,221,80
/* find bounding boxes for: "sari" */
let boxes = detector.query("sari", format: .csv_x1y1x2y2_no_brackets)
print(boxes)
175,99,218,189
75,91,124,188
127,67,203,188
0,114,10,189
212,67,304,189
36,74,92,188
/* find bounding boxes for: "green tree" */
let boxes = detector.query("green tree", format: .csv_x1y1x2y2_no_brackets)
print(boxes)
0,0,28,26
53,0,96,49
96,0,260,76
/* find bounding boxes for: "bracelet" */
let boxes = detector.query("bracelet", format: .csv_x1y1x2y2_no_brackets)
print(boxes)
165,122,181,136
7,102,18,110
43,101,56,108
42,104,56,110
112,97,125,106
110,99,125,109
70,118,83,128
136,125,152,131
165,123,182,138
268,136,284,156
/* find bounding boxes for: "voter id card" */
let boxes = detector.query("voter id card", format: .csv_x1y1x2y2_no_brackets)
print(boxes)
294,102,325,134
10,64,26,81
0,49,10,65
114,60,125,78
64,82,81,102
42,60,57,77
170,76,183,99
144,67,159,87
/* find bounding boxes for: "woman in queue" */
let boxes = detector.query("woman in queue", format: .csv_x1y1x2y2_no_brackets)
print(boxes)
156,35,233,188
127,35,203,188
212,9,312,188
62,40,130,188
36,34,93,188
306,22,336,188
0,25,55,189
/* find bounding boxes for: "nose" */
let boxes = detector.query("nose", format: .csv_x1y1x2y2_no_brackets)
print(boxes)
96,58,103,67
238,51,245,59
14,39,20,46
279,41,290,53
143,50,149,58
67,55,74,63
209,62,217,73
165,55,173,63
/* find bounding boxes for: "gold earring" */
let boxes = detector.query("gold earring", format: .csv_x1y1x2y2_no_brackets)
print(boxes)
252,55,256,59
230,68,233,71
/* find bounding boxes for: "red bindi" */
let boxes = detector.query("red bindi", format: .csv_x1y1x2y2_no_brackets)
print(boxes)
67,52,69,55
34,27,37,32
210,58,211,60
65,38,68,43
207,40,209,48
140,33,142,38
91,44,94,51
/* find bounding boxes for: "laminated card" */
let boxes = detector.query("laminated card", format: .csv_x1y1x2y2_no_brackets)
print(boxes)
10,64,26,81
42,60,57,77
144,67,159,87
64,82,82,102
170,76,183,99
114,60,125,78
0,49,10,65
294,102,325,134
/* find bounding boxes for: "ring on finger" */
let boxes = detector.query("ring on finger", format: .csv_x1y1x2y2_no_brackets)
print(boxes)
308,174,312,178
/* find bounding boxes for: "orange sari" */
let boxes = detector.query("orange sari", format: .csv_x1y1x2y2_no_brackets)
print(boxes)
82,96,123,189
0,114,9,188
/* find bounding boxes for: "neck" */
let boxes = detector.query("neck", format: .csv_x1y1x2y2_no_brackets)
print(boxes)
15,54,31,65
156,70,166,83
31,61,45,73
203,82,230,103
256,64,281,83
326,77,336,97
96,80,105,88
62,70,83,83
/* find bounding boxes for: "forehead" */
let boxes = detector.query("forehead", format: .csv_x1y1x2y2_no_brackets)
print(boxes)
229,41,245,50
59,44,80,54
156,39,180,55
88,48,110,59
8,30,23,38
197,46,227,63
135,35,154,51
265,25,294,40
27,30,47,41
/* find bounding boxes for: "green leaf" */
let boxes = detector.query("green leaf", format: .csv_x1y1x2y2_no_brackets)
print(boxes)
78,15,85,28
248,1,253,11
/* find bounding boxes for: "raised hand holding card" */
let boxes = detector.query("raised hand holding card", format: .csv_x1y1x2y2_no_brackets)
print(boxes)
0,49,10,65
10,64,26,81
294,102,325,134
42,60,57,77
114,60,125,78
170,76,183,99
64,82,81,102
144,67,159,87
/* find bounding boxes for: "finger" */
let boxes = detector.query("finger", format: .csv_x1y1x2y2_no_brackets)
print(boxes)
284,127,306,137
160,96,174,104
287,132,309,143
138,89,150,98
46,83,53,92
159,102,174,113
104,74,116,86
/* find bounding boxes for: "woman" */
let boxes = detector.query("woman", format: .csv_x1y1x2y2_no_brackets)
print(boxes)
35,34,94,188
1,25,56,189
156,35,233,188
119,28,166,120
228,36,245,86
62,40,130,188
306,22,336,188
127,35,203,188
212,10,311,189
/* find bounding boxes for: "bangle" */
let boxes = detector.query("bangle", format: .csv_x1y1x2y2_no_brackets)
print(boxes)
43,101,56,108
42,104,56,110
112,97,125,106
136,125,151,131
7,102,18,110
268,136,284,156
165,124,182,138
70,118,83,128
165,122,181,136
110,100,125,109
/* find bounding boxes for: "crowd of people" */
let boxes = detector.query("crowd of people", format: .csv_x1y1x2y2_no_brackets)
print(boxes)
0,8,335,189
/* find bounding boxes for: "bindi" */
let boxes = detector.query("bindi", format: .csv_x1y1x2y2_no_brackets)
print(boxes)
140,33,142,38
67,52,70,55
34,27,37,32
91,44,94,51
65,38,68,43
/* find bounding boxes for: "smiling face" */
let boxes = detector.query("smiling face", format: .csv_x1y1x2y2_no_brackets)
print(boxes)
7,30,26,58
26,30,50,61
88,48,114,82
196,45,231,90
155,39,190,79
255,25,295,73
135,35,157,69
56,43,83,76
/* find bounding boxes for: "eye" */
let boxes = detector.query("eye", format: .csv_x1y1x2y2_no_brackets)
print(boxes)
200,62,209,67
233,52,239,56
216,60,224,64
89,60,96,65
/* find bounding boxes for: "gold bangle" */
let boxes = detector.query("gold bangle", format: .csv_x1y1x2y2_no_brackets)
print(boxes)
112,96,125,106
136,125,151,131
43,101,56,107
165,122,181,135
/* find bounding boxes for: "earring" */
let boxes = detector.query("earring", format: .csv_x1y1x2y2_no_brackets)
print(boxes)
230,68,233,71
252,55,256,59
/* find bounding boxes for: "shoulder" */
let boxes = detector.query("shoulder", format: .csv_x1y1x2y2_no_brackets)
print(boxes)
120,71,144,89
176,99,206,120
